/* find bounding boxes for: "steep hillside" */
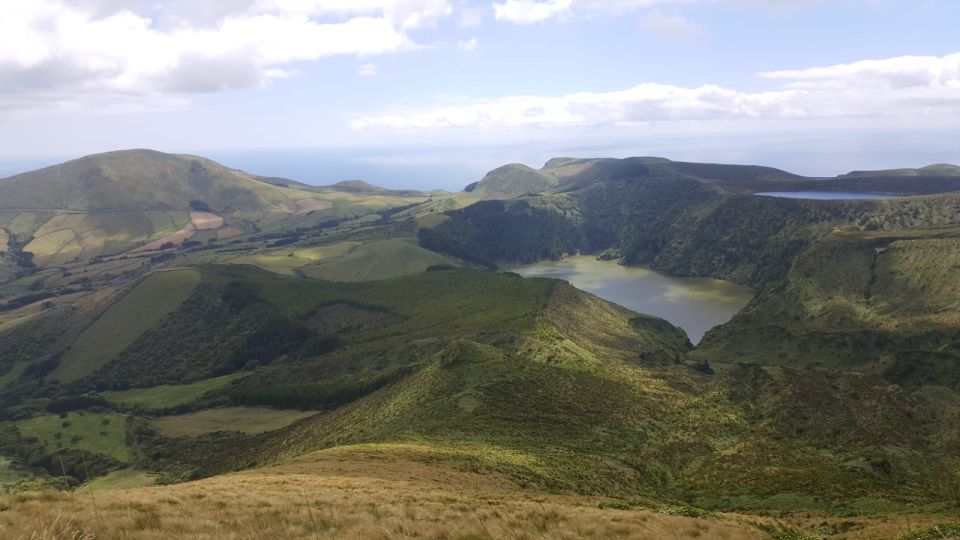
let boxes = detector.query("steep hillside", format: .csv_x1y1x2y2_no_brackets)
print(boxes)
694,226,960,376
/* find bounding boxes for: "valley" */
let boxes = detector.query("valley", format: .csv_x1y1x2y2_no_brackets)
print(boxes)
0,151,959,539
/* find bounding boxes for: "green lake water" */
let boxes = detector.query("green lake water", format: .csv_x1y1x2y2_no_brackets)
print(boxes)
511,256,753,343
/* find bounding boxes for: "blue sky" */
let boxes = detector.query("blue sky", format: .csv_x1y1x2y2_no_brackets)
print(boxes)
0,0,958,188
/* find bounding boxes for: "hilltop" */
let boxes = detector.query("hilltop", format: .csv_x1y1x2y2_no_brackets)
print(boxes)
0,149,304,213
840,163,960,178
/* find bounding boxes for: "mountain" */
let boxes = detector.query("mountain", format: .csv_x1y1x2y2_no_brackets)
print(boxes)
463,156,806,200
0,150,431,269
0,149,309,213
464,163,560,199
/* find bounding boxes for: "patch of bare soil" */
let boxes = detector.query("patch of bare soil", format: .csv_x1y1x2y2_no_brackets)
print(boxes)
133,212,224,252
294,198,334,215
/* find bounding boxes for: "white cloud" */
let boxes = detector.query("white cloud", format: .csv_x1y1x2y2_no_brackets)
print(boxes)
493,0,572,24
252,0,453,29
352,51,960,129
0,0,452,113
457,38,479,51
762,52,960,90
352,84,803,129
638,10,699,39
358,63,379,76
491,0,813,24
459,5,488,27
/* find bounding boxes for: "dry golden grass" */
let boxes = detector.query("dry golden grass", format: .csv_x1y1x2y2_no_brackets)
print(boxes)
0,448,770,540
2,446,955,539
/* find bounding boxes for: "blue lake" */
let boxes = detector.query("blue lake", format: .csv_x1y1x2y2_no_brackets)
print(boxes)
510,256,753,344
755,191,902,200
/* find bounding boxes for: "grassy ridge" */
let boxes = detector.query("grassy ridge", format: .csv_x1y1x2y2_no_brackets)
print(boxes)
150,407,317,437
100,373,248,410
3,445,953,538
0,449,786,539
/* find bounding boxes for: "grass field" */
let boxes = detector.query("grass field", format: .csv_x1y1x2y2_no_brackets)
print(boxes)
51,269,200,383
1,447,953,539
0,362,28,390
299,238,459,281
43,257,147,288
25,211,189,267
14,411,131,463
227,243,359,275
100,373,248,410
242,266,554,339
0,290,89,333
0,260,18,286
150,407,317,437
0,272,49,298
79,469,155,492
0,457,30,488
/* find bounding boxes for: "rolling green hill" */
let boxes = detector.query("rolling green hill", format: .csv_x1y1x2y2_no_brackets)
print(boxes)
0,149,304,213
0,150,433,271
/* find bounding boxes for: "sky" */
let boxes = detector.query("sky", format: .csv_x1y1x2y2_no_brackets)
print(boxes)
0,0,958,189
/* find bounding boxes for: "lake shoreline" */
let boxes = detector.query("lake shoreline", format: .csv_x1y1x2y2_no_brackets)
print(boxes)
755,191,904,200
509,255,753,344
